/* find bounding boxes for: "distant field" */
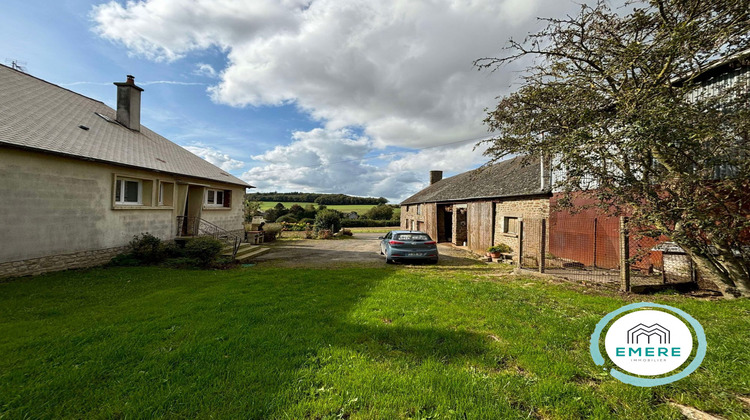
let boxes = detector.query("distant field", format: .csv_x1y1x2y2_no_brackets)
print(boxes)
258,202,380,214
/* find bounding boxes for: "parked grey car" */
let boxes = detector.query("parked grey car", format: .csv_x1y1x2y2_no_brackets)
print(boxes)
379,230,438,264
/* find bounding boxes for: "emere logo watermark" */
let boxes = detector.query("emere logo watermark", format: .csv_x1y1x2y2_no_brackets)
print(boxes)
589,302,707,387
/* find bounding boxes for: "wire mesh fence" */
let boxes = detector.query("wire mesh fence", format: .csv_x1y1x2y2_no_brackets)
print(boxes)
627,231,695,285
519,216,696,290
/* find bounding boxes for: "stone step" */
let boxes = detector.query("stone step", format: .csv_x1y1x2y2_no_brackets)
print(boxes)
222,243,270,262
233,247,270,262
221,243,254,254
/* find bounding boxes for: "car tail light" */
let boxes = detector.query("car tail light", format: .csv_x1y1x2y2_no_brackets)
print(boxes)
424,241,436,245
392,253,403,256
389,240,405,245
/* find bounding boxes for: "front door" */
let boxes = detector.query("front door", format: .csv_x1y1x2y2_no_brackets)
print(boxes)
177,185,205,236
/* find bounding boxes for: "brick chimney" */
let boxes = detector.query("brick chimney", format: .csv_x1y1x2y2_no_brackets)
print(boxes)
114,75,144,131
429,170,443,185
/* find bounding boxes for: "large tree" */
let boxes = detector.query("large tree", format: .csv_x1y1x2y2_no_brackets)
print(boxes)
476,0,750,297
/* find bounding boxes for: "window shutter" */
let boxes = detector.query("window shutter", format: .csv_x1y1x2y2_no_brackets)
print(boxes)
224,190,232,208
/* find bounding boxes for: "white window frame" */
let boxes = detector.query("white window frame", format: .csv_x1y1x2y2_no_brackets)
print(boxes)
115,177,143,205
205,189,225,207
158,182,165,205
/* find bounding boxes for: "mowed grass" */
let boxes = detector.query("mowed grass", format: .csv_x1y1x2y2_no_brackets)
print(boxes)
1,265,749,419
258,201,380,214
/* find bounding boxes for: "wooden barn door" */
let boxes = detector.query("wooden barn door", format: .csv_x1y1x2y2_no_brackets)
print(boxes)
467,202,494,253
424,203,438,241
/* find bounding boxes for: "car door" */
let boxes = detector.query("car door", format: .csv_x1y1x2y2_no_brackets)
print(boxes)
382,231,392,254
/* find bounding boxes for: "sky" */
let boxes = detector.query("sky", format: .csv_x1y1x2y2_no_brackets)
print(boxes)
0,0,587,203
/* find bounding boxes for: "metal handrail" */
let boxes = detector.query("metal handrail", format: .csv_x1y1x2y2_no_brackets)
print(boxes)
177,216,243,258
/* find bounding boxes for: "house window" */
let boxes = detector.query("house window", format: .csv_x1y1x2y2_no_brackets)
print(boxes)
158,181,174,206
416,204,422,215
503,216,519,235
115,178,142,205
205,189,231,208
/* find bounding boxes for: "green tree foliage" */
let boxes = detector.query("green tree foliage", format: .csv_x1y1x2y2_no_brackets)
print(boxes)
314,209,342,233
476,0,750,297
288,204,305,217
245,192,387,205
364,204,394,220
243,199,262,222
264,203,289,223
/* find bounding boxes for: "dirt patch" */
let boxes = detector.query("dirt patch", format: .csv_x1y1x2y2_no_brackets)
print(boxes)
253,233,484,268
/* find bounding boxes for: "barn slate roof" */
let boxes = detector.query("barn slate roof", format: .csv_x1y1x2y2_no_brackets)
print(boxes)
0,64,251,188
401,156,549,205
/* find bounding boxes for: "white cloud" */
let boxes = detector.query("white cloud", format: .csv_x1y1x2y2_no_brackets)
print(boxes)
240,127,488,202
183,144,246,171
194,63,218,78
91,0,583,148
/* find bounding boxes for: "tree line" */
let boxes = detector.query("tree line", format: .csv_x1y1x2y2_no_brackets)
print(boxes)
246,192,388,205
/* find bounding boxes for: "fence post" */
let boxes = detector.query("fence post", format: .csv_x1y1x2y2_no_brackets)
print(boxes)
619,216,630,292
539,219,546,274
516,218,524,269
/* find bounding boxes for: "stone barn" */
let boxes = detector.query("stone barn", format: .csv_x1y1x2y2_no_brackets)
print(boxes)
400,156,551,254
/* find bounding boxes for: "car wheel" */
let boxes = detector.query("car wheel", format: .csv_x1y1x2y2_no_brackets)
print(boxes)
386,257,394,264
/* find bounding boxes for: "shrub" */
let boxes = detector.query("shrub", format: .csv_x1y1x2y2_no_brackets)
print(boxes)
276,214,298,223
314,209,341,233
318,229,334,239
299,218,315,225
263,223,283,241
184,236,224,267
488,244,512,253
128,233,165,264
109,253,140,267
279,221,310,231
162,242,185,258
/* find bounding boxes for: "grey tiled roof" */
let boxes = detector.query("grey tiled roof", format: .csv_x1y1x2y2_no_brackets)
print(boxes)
0,65,251,187
401,156,549,205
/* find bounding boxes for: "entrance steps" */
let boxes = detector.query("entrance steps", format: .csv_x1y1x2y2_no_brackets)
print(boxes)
222,243,270,262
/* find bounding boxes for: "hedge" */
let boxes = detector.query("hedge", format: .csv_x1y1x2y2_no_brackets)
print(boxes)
341,219,400,228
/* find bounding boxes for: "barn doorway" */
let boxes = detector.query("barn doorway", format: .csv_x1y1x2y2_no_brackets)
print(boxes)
454,205,468,246
437,205,453,243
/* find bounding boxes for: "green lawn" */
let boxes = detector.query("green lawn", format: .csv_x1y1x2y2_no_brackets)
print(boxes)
1,265,748,419
258,201,381,214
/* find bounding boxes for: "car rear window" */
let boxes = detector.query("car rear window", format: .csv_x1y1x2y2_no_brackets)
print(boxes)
395,234,431,241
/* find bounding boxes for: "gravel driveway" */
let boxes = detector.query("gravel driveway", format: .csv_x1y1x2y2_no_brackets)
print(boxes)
252,232,483,268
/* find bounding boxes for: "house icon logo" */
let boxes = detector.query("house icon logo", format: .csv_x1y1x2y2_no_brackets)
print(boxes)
589,303,706,387
627,323,670,345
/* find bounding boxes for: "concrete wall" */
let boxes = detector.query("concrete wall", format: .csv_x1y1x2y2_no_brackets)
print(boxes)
200,189,246,234
0,147,246,276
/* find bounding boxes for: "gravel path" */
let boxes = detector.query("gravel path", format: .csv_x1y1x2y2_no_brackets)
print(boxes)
252,232,483,268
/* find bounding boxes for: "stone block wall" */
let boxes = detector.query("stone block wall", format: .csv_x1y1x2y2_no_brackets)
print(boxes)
494,196,550,256
400,204,426,230
0,246,127,278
